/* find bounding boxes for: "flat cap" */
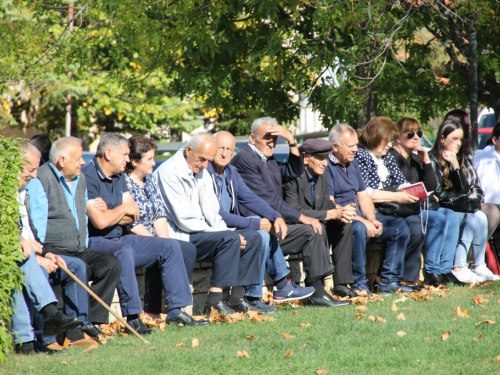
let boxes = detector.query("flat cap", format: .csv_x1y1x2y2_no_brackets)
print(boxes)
299,139,333,155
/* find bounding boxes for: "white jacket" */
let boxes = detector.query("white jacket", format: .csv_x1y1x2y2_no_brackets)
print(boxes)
153,149,230,241
473,145,500,204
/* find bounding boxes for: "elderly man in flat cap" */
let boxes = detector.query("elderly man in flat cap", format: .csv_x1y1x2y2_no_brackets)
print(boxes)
283,139,358,298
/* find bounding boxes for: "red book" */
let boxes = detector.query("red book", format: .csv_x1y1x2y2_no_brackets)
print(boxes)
401,182,432,199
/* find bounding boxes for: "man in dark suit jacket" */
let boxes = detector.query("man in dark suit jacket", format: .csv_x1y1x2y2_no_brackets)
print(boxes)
283,139,358,298
231,117,348,307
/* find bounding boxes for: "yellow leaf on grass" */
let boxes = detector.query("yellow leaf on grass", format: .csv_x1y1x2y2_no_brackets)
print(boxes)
246,336,256,341
396,330,407,337
473,334,483,341
473,295,488,306
300,323,311,328
495,355,500,361
236,350,249,358
316,367,328,375
159,322,166,332
391,302,398,312
396,312,406,321
281,332,295,339
368,315,386,323
475,320,495,326
284,349,294,358
440,332,451,341
191,337,199,348
394,296,408,303
176,342,183,347
455,306,469,318
355,313,366,319
61,362,68,366
355,305,368,311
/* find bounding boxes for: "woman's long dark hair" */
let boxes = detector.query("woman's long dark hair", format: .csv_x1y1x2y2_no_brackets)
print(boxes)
444,109,471,156
430,119,466,190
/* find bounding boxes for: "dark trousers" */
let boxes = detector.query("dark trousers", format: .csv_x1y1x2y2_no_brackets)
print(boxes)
89,235,193,316
190,229,262,287
144,240,197,314
326,222,354,285
402,215,426,282
41,246,122,324
280,223,334,283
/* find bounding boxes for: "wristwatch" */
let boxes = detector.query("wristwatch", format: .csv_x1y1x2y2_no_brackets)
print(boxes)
289,141,297,148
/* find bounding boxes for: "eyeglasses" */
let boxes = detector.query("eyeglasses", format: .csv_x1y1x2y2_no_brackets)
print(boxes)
406,130,423,139
217,146,235,155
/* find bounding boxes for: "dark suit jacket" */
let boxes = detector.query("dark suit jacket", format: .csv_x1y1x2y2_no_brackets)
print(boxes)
230,143,304,223
283,171,335,220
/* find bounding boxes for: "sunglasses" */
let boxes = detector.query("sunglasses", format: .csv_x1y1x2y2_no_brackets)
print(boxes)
406,130,423,139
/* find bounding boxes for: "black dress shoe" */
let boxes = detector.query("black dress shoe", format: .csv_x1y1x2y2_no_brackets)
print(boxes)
81,324,107,343
128,318,153,335
43,311,83,336
424,273,447,287
166,311,210,327
203,300,236,315
444,272,466,286
227,298,249,313
332,285,357,298
307,294,350,307
15,341,60,355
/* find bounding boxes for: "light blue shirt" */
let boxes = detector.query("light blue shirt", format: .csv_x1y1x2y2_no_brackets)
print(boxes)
27,162,88,246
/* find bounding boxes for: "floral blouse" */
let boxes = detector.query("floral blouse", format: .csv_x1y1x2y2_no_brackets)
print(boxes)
125,174,167,236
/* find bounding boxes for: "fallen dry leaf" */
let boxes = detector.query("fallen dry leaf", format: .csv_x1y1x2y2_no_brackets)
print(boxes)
291,310,300,316
84,345,99,353
284,348,294,358
316,367,328,375
176,342,183,347
475,320,495,326
246,336,256,341
191,337,199,348
301,343,307,349
350,296,369,304
159,322,166,332
300,323,311,328
250,314,274,323
473,334,483,342
236,350,249,358
354,313,366,319
411,291,433,302
61,362,68,366
281,332,295,340
394,296,408,303
396,330,407,337
496,355,500,361
391,302,398,312
473,295,488,306
440,332,451,341
455,306,469,318
396,312,406,321
368,315,386,323
423,337,431,341
355,305,367,311
439,292,447,298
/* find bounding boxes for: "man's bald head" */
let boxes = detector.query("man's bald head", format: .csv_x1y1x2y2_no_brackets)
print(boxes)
213,131,236,170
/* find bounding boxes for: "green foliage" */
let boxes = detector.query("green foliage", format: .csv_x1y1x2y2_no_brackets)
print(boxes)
0,134,23,364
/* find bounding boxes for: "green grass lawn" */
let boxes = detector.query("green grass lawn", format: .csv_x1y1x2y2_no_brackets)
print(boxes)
4,283,500,375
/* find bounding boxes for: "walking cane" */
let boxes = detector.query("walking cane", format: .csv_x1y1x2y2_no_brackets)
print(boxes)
55,256,150,345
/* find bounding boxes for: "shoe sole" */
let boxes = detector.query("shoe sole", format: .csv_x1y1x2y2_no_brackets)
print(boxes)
273,290,315,303
44,319,83,336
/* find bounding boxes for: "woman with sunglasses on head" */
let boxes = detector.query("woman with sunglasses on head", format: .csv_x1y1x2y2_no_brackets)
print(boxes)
444,110,500,241
125,136,209,326
390,117,461,286
429,120,499,283
474,122,500,207
355,116,425,293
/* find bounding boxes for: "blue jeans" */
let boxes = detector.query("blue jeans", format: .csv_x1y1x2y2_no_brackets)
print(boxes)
436,208,459,274
421,209,447,275
33,255,88,345
352,214,409,285
11,251,58,345
89,235,193,316
454,211,488,268
245,230,290,298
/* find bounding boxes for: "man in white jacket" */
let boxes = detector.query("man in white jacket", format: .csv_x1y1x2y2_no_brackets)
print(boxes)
154,132,262,314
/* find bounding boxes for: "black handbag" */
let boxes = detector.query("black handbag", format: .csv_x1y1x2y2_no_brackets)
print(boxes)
441,195,481,213
375,185,420,218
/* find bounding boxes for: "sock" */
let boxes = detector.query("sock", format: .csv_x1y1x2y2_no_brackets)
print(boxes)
41,303,58,320
274,277,289,291
167,308,182,320
307,279,326,298
127,314,139,322
207,291,223,307
66,327,85,341
227,286,245,305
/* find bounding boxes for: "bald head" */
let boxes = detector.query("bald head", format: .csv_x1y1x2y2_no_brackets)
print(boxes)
185,132,217,174
213,131,236,171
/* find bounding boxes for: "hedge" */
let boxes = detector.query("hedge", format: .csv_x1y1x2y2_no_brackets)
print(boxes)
0,135,24,363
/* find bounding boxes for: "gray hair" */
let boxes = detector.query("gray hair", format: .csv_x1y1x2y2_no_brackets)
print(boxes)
214,131,235,143
96,133,128,157
49,136,82,163
21,141,41,159
329,124,355,144
251,117,278,137
187,132,216,152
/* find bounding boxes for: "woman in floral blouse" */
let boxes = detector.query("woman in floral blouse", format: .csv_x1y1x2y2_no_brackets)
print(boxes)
125,136,202,324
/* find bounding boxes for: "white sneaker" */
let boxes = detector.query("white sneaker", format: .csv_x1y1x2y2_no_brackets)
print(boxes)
471,264,500,281
452,267,482,284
